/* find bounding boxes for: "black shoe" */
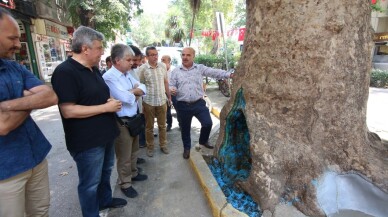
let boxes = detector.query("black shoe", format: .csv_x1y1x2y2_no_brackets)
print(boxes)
167,125,172,132
121,186,138,198
183,149,190,159
137,157,146,164
132,173,148,181
99,197,127,210
200,143,214,149
154,133,158,137
139,143,146,148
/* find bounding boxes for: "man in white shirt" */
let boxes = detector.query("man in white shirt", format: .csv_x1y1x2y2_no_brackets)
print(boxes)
103,44,148,198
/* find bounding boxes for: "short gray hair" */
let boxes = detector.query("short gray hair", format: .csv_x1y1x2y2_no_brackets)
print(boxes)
111,44,134,64
71,26,104,54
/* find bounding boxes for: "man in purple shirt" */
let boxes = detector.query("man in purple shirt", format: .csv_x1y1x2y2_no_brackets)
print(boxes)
169,47,233,159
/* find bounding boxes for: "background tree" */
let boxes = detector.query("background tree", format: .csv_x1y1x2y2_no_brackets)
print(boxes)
216,0,388,216
188,0,201,46
168,0,234,53
67,0,143,41
130,13,165,48
165,15,186,46
230,0,246,28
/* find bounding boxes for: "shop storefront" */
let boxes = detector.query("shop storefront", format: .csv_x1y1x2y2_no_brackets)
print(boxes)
13,20,33,72
372,32,388,70
1,0,41,77
32,19,71,81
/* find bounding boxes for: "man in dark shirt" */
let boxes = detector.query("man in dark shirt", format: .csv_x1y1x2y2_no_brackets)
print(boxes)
101,56,112,75
51,26,126,217
0,8,58,217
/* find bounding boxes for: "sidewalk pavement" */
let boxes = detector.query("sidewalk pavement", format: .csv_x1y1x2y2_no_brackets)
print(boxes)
106,85,228,217
31,85,228,217
32,86,387,217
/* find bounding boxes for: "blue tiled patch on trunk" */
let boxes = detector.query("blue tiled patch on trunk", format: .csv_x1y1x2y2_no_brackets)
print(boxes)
208,88,261,217
209,158,261,217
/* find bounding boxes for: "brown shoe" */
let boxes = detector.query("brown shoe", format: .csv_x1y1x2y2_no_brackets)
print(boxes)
160,147,169,154
200,143,214,149
146,149,154,157
183,149,190,159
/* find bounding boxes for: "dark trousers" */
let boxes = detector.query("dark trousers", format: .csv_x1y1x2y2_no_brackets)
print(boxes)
166,101,172,127
171,95,180,126
139,128,145,145
176,99,212,150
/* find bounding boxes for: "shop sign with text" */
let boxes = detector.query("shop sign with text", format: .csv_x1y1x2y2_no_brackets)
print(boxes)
44,20,69,40
374,32,388,42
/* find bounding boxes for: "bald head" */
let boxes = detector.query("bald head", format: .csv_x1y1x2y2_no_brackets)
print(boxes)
181,47,196,68
0,9,21,59
161,55,172,70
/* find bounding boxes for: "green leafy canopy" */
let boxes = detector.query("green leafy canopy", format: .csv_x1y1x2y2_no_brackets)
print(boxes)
67,0,143,41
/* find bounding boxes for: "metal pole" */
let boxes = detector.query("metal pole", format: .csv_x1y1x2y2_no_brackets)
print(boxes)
216,12,229,70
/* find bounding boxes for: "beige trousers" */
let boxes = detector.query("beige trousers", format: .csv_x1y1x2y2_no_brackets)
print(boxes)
115,121,139,189
0,159,50,217
142,102,168,150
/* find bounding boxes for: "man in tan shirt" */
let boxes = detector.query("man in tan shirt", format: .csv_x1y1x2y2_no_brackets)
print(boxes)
138,47,171,157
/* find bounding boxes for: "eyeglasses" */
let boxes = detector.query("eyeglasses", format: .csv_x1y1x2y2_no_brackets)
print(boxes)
148,54,158,57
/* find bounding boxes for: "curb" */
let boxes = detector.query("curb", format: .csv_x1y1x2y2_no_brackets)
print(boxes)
188,98,248,217
189,147,248,217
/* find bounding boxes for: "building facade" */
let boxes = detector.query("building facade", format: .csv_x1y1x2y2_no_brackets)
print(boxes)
371,1,388,69
0,0,73,81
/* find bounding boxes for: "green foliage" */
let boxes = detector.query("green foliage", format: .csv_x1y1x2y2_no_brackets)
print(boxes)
168,0,235,47
370,69,388,88
188,0,202,45
195,54,224,68
165,15,186,44
195,53,240,70
230,0,246,28
67,0,143,41
371,0,386,13
130,13,165,48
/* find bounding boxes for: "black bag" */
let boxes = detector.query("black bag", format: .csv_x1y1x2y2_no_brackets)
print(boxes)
118,114,145,137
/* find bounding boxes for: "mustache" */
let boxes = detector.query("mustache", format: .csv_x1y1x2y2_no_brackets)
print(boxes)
10,46,20,51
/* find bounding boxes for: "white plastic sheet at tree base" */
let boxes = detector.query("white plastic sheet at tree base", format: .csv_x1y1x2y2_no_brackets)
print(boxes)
317,171,388,217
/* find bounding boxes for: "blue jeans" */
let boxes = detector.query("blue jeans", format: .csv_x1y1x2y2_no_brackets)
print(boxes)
176,99,212,150
70,142,115,217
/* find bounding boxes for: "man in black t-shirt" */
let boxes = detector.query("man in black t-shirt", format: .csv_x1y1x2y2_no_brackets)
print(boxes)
51,26,127,217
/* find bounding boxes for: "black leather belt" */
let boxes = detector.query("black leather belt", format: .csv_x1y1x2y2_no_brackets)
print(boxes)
119,116,136,120
179,98,202,105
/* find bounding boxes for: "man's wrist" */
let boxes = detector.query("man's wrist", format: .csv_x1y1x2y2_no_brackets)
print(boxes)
0,101,9,112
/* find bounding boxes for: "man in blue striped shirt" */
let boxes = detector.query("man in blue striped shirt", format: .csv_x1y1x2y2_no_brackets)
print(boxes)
169,47,234,159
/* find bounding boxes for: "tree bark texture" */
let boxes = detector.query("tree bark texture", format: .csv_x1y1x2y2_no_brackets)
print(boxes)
216,0,388,216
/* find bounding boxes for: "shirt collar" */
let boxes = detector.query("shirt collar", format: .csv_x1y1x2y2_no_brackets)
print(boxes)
179,63,197,71
146,62,160,69
109,65,128,78
68,57,99,73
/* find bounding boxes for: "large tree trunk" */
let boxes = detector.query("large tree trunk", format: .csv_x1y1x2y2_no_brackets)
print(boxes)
216,0,388,216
